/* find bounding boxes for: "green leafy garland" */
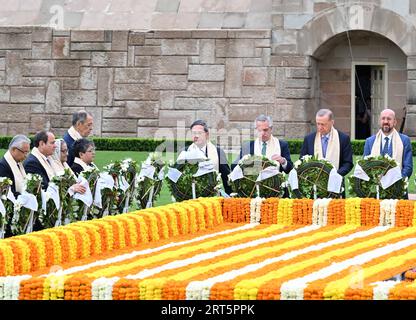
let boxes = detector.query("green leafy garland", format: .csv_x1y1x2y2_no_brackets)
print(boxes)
40,169,77,228
78,166,100,220
229,155,286,198
348,155,407,199
11,173,43,235
166,158,221,202
136,153,165,209
290,155,341,199
0,177,13,238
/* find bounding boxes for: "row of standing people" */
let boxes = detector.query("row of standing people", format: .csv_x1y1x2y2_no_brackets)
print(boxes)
187,108,413,198
0,111,97,236
0,108,413,232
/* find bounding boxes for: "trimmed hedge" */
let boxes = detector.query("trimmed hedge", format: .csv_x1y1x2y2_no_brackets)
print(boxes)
0,136,411,156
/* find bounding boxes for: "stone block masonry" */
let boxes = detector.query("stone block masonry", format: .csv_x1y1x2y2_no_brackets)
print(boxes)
0,27,318,144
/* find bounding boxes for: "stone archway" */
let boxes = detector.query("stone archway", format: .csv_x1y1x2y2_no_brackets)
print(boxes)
313,30,407,138
296,2,416,137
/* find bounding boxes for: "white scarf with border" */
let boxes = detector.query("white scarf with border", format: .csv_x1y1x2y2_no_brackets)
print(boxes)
68,126,83,141
314,127,341,170
50,159,76,178
188,141,219,172
74,157,97,172
370,128,404,168
254,135,281,160
31,147,56,181
74,157,89,171
4,150,26,194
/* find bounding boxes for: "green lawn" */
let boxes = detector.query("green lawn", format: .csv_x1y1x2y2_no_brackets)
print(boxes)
1,149,415,207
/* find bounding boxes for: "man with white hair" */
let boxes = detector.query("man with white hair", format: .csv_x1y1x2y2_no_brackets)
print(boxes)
234,114,293,173
63,110,93,167
0,135,30,197
363,108,412,178
300,108,353,177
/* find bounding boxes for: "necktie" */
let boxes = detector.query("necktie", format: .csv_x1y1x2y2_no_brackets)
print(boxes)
322,136,329,158
382,137,389,156
17,162,25,175
261,142,267,156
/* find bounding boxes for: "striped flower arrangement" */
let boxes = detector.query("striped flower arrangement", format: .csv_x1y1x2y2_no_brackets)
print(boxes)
1,197,416,300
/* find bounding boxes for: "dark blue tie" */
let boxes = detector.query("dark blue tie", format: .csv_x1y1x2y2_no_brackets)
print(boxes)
381,137,389,156
322,136,329,158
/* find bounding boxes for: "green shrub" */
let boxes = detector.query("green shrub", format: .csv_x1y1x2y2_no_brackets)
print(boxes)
0,135,414,156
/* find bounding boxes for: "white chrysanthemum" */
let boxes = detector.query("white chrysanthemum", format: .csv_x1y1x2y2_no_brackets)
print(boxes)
301,154,312,162
294,159,302,169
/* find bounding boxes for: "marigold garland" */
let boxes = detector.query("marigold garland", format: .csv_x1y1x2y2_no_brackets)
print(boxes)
3,197,416,300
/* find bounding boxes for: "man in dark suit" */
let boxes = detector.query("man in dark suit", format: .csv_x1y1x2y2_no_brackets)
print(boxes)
24,131,57,190
0,135,31,197
300,109,353,194
233,115,293,174
186,120,232,195
63,110,93,167
363,108,412,179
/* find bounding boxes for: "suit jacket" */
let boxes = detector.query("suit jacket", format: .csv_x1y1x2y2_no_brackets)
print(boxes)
300,131,353,177
23,154,50,190
71,162,84,177
363,133,413,178
232,139,294,174
63,131,76,167
185,145,232,195
0,157,18,197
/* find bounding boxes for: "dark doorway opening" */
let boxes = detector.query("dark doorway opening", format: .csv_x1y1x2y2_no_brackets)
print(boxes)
355,65,371,139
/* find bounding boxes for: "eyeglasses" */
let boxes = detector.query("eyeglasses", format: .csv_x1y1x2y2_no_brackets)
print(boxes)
86,149,95,153
191,131,205,136
15,147,29,155
61,149,68,154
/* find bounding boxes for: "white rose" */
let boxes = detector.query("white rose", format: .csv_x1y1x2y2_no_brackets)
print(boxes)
294,160,302,169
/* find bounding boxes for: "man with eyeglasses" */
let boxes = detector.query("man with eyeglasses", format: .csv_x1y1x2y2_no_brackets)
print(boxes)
0,134,31,197
71,138,98,176
186,120,232,195
63,110,93,167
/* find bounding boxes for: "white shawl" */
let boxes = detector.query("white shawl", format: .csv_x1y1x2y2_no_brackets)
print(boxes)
31,147,56,180
68,126,83,141
50,159,76,178
4,150,26,194
74,157,90,171
370,128,404,168
314,127,341,170
188,141,219,171
254,135,281,160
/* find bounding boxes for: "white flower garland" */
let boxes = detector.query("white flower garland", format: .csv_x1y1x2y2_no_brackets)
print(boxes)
280,236,416,300
0,275,31,300
91,277,120,300
312,198,331,226
379,199,398,227
372,280,400,300
185,226,386,300
249,197,264,224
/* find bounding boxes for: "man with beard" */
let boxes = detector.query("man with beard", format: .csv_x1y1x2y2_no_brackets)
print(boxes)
363,108,413,179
